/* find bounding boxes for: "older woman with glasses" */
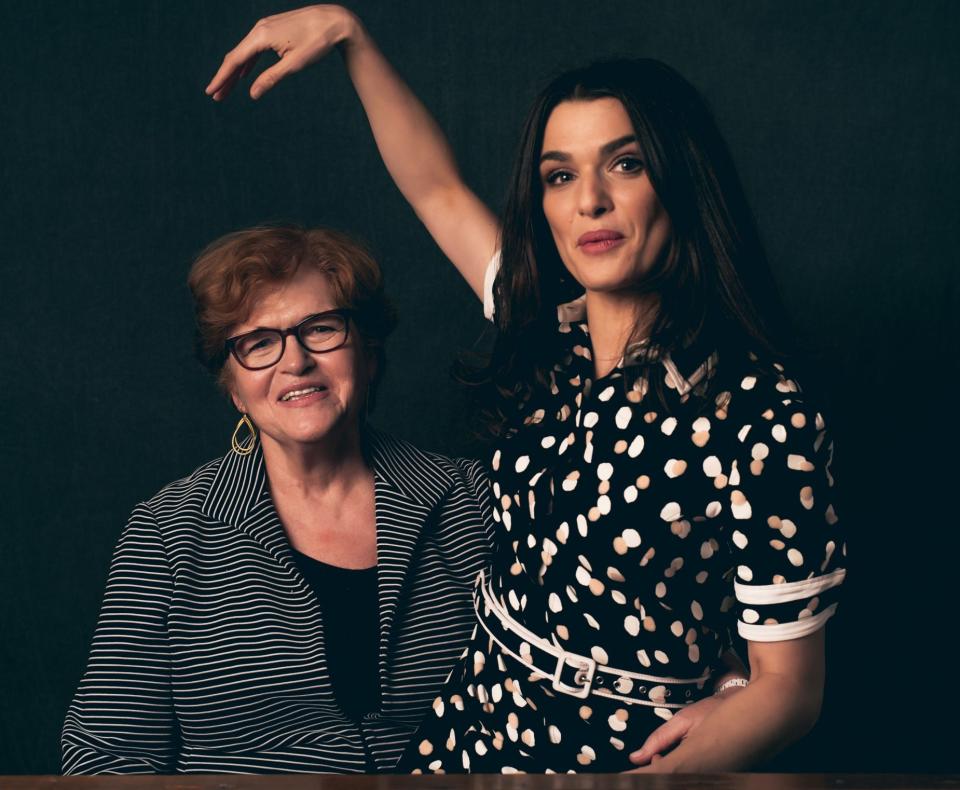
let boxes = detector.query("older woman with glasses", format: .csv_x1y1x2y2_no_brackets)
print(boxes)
61,226,493,774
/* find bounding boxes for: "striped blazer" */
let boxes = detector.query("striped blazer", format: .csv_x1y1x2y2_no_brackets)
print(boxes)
61,430,493,774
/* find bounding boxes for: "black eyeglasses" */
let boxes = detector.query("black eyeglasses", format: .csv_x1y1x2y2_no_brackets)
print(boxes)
225,309,355,371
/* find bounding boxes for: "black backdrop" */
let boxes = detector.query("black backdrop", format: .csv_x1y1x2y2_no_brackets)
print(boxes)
1,0,957,775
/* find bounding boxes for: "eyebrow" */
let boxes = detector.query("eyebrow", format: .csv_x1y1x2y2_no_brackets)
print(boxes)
539,134,639,164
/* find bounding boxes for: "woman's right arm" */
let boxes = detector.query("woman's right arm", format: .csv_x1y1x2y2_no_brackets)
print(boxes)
206,5,499,300
61,504,177,774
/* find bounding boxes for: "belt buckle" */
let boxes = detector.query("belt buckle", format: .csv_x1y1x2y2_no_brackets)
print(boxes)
552,652,597,699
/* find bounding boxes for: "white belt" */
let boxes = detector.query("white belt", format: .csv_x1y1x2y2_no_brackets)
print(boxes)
474,570,710,708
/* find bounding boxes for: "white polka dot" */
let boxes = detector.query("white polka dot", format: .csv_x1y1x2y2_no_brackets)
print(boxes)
491,450,501,470
615,406,633,430
608,714,627,732
628,435,645,457
752,443,769,460
788,548,804,567
664,458,687,478
703,456,722,477
624,615,640,636
772,424,787,443
742,608,760,624
706,501,722,518
591,646,609,664
692,417,711,433
737,565,754,582
541,435,556,449
691,600,703,620
780,519,797,538
597,462,614,481
598,385,616,402
661,417,678,435
583,411,599,428
622,528,641,547
549,725,562,744
597,495,611,515
654,650,669,664
737,424,752,442
575,567,591,586
623,485,638,503
637,649,651,667
731,491,752,520
577,514,588,537
514,455,530,473
732,530,748,549
741,375,757,390
548,593,563,613
660,502,682,521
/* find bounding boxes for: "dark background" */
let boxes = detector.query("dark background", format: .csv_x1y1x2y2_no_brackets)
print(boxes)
1,0,957,775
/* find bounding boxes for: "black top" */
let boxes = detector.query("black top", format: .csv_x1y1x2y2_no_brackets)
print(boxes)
290,548,380,722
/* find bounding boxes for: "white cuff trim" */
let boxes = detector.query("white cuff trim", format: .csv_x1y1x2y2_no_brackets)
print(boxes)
482,251,500,321
735,568,845,606
738,603,838,642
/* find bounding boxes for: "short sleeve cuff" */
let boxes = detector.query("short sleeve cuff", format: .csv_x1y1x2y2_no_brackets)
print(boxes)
735,567,845,642
483,250,501,322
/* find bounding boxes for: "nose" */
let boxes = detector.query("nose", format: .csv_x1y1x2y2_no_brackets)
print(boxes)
278,335,316,374
577,171,612,218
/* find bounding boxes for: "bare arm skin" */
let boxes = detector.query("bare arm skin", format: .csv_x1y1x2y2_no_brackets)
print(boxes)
206,5,499,300
630,629,825,773
628,649,750,767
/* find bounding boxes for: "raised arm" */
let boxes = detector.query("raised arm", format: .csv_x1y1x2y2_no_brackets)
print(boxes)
206,5,499,300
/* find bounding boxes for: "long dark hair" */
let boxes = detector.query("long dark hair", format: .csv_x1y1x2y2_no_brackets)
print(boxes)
475,58,791,436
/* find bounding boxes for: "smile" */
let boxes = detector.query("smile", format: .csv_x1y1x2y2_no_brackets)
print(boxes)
279,386,327,402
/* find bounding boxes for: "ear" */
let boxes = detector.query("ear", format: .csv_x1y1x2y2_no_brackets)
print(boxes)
230,390,246,414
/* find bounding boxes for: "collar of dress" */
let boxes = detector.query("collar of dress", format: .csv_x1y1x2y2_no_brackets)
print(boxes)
556,293,717,398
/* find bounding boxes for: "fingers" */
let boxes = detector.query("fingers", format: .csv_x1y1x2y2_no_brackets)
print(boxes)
248,54,303,100
205,25,272,99
207,53,261,102
628,715,689,765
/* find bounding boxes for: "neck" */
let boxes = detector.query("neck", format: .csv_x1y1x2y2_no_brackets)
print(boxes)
584,289,660,378
259,424,369,498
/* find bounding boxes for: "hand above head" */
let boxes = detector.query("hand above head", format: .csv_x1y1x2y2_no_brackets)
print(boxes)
205,4,359,101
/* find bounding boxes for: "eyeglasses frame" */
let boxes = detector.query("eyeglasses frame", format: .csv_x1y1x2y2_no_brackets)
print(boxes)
224,308,357,371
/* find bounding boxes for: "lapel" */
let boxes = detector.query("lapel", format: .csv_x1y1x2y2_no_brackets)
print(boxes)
202,431,456,703
201,444,294,567
367,429,454,682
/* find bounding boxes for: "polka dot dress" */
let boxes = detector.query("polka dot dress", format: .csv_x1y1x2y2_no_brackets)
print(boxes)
401,316,845,774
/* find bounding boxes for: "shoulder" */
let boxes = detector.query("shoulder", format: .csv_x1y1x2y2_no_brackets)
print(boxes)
138,455,226,519
368,428,488,493
716,351,832,457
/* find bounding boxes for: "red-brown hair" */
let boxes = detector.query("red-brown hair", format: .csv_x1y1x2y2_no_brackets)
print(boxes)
188,225,396,405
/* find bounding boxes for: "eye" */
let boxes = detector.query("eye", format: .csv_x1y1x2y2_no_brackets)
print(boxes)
237,332,279,357
543,168,574,186
613,155,645,174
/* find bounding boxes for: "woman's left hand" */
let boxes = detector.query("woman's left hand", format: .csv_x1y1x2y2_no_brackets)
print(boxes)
205,5,358,101
622,693,730,772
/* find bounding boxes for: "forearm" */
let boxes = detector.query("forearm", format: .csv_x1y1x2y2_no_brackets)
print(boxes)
337,11,497,295
655,672,821,772
338,15,458,208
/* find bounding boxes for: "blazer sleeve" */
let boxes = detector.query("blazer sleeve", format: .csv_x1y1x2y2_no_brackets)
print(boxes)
61,502,178,774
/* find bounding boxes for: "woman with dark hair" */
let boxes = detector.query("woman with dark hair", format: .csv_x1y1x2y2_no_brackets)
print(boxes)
208,6,845,774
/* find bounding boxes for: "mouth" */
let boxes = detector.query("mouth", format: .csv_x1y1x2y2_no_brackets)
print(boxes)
577,229,625,254
278,385,328,403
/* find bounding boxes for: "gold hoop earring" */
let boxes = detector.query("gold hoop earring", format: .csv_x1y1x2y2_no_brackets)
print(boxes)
231,414,257,456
